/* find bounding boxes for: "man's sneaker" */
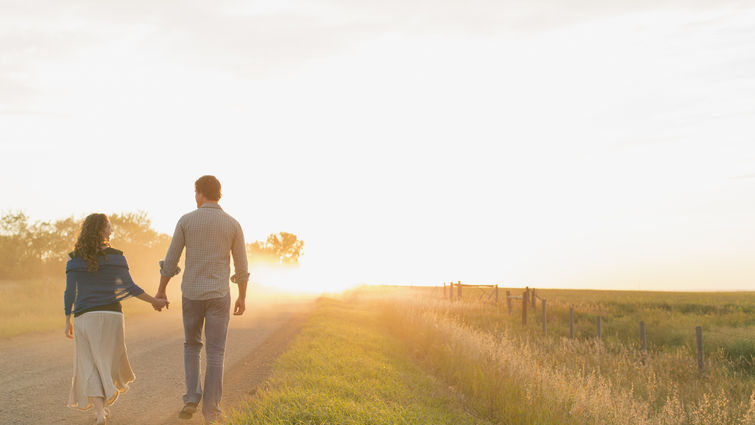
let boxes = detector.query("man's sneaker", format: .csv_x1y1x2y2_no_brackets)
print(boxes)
179,402,198,419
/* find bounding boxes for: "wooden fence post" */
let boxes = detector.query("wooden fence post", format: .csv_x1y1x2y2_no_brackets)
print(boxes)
640,321,647,352
495,284,499,304
449,282,454,301
542,299,547,335
696,326,704,373
506,291,512,314
640,320,647,365
457,281,462,300
596,316,602,343
531,289,537,309
569,307,574,339
522,290,528,326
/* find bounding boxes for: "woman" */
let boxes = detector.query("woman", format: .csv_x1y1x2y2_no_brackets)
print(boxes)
64,213,167,425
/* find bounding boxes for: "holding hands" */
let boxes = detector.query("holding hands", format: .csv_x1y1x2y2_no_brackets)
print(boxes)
153,290,169,311
152,297,169,311
134,292,169,312
65,291,168,339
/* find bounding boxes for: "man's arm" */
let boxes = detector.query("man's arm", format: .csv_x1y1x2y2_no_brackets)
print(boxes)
234,280,247,315
157,220,185,302
155,274,172,303
231,221,249,315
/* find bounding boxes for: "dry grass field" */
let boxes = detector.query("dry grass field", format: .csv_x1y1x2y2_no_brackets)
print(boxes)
369,286,755,425
229,287,755,425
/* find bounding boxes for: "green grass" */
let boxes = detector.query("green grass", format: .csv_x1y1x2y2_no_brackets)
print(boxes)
224,298,490,425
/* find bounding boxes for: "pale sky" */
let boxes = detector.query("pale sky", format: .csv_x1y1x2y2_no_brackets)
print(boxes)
2,0,754,292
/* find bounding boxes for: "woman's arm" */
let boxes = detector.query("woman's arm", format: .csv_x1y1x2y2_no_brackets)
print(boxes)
120,255,165,309
64,272,76,317
64,266,76,338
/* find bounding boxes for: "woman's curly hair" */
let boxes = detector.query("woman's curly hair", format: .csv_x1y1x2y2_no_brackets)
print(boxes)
73,213,111,272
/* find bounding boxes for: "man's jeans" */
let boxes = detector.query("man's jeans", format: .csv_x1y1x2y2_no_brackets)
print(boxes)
182,294,231,421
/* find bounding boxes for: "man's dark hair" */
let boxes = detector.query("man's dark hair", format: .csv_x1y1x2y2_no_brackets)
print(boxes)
195,175,222,201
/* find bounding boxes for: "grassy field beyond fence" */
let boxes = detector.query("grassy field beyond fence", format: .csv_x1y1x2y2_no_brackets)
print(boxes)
371,286,755,425
441,284,755,372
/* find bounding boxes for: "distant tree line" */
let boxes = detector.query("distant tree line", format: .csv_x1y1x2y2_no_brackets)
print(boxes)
247,232,304,265
0,211,303,280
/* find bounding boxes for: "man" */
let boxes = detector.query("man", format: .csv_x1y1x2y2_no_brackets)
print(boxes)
156,175,249,423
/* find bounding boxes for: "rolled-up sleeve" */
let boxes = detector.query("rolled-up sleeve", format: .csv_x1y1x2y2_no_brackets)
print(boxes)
230,221,249,284
160,219,185,277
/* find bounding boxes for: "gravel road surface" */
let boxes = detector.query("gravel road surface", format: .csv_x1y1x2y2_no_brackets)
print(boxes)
0,300,311,425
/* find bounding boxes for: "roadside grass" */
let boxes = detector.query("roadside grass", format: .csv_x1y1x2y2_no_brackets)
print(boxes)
223,297,490,425
356,288,755,425
0,279,64,337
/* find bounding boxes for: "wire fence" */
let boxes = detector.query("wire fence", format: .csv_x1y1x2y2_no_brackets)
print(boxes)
437,282,755,374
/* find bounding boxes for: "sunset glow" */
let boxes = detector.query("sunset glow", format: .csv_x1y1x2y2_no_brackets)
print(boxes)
3,1,755,291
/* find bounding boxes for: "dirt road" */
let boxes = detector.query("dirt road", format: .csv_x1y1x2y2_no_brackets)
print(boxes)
0,299,312,425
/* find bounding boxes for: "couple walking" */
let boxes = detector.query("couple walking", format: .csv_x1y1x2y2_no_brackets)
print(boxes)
64,175,249,424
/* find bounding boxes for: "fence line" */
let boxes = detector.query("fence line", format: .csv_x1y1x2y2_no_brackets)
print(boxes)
437,282,714,373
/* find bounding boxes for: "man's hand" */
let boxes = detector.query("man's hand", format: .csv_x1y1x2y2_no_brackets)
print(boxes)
233,298,245,316
65,318,74,339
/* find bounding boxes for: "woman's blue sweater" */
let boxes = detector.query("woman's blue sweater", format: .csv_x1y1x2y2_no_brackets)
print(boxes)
64,248,145,316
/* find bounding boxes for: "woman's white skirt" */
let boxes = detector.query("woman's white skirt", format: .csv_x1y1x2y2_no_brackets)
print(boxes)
68,311,135,410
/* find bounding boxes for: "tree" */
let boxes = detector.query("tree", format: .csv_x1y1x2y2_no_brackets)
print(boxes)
0,211,172,280
108,212,173,278
247,232,304,265
0,211,79,278
0,212,34,278
0,211,304,280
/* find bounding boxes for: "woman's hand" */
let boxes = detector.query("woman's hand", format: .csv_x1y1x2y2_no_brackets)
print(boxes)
65,318,74,339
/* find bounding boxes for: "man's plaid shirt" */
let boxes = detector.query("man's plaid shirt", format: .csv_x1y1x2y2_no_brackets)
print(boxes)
160,203,249,300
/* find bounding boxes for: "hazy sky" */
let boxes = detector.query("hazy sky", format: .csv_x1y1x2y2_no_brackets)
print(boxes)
2,0,754,291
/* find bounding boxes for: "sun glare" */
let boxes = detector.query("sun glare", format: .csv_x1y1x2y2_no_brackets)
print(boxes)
245,264,358,294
